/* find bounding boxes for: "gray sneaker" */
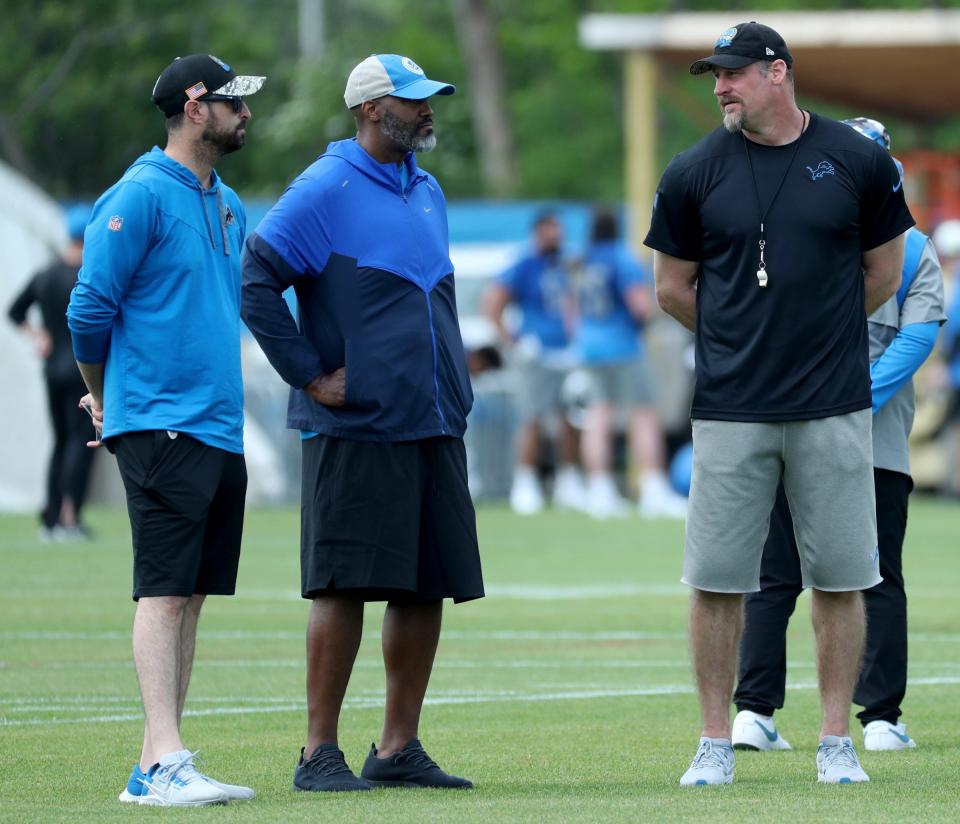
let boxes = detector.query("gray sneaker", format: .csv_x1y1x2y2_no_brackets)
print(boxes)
817,736,870,783
679,737,735,786
293,743,370,792
360,739,473,789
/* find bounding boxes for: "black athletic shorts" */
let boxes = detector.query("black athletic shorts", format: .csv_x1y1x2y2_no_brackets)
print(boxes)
300,434,484,603
112,430,247,600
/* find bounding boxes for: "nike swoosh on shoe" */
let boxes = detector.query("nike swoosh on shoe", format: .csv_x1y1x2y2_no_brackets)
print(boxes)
753,720,780,742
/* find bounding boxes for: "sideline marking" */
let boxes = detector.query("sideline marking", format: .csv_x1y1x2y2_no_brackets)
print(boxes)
7,629,960,642
4,677,959,727
227,584,691,601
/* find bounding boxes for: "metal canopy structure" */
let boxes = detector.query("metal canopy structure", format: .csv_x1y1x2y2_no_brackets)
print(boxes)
581,10,960,121
578,9,960,243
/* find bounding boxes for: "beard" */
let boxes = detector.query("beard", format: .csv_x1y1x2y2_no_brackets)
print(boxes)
722,108,745,134
380,108,436,153
202,116,245,156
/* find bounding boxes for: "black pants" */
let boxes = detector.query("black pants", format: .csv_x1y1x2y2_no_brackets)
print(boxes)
734,469,912,727
42,373,96,529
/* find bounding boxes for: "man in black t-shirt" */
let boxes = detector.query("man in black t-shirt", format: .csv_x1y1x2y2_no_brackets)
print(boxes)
8,206,96,541
643,22,914,787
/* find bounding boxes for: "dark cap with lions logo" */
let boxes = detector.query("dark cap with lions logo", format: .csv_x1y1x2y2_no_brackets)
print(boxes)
689,22,793,75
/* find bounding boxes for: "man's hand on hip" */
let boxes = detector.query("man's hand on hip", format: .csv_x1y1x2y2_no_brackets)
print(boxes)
306,368,346,407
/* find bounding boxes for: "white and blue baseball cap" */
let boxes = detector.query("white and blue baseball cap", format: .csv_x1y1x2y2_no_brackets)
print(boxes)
344,54,455,108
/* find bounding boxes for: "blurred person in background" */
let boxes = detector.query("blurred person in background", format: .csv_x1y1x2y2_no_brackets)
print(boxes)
485,211,585,514
8,205,96,541
646,22,914,786
67,53,263,806
731,117,945,755
932,219,960,496
466,344,504,377
573,207,687,520
242,53,481,793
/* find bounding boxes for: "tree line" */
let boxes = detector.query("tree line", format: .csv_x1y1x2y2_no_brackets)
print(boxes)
4,0,956,202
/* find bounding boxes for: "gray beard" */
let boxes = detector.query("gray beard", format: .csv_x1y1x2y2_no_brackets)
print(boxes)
381,109,436,153
723,110,745,133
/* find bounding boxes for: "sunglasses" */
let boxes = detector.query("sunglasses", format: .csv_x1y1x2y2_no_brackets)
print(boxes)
203,95,245,113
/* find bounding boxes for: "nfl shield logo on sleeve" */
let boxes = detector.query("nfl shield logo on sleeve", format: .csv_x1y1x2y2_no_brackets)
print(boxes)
108,215,124,232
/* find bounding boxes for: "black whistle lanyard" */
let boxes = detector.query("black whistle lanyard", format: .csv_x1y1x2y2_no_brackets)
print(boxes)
742,109,808,288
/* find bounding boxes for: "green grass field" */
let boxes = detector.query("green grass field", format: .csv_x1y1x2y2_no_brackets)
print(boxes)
2,499,959,823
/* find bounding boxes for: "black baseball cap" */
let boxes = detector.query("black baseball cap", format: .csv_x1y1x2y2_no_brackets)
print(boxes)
151,54,266,117
689,22,793,75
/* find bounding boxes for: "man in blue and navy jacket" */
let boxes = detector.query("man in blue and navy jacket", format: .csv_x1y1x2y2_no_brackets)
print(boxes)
241,54,483,793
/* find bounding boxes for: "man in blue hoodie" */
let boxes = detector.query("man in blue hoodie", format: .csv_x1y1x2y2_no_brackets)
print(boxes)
67,54,264,807
242,54,483,793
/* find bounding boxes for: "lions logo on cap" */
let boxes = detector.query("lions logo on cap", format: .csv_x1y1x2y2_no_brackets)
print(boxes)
401,57,425,76
716,27,737,48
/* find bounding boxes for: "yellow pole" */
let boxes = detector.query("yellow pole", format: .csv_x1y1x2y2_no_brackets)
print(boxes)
624,50,657,257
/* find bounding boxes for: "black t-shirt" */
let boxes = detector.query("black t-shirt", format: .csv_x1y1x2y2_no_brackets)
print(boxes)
644,113,915,422
7,260,82,382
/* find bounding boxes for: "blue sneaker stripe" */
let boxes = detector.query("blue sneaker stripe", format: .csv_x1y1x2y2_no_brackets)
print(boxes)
752,719,779,742
126,765,147,796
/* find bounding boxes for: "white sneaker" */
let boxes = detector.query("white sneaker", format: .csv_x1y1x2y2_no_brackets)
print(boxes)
679,737,735,786
639,472,687,519
584,474,630,519
510,468,544,515
552,465,587,511
139,750,229,806
201,774,256,800
816,736,870,784
863,720,916,751
731,710,793,751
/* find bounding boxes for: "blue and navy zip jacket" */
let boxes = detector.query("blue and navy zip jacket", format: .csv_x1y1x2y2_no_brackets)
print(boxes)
67,147,246,453
241,138,473,442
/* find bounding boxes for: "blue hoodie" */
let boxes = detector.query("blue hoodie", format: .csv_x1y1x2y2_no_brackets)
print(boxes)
67,147,246,453
241,138,473,442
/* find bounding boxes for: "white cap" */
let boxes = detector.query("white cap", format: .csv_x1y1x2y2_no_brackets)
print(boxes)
344,54,455,108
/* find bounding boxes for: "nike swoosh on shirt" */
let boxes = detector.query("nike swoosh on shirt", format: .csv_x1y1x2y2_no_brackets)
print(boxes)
754,720,780,742
892,179,902,193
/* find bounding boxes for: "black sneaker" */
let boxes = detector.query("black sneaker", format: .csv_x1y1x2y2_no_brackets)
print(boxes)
360,738,473,789
293,743,370,792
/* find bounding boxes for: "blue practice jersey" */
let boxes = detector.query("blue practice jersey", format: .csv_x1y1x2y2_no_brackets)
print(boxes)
575,240,650,364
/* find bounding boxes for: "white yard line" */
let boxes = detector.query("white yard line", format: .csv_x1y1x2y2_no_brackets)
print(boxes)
4,677,960,728
1,629,689,642
233,584,690,601
8,628,960,643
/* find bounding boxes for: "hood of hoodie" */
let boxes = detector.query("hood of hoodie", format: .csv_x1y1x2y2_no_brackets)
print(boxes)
321,138,425,194
126,147,231,255
129,146,223,191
